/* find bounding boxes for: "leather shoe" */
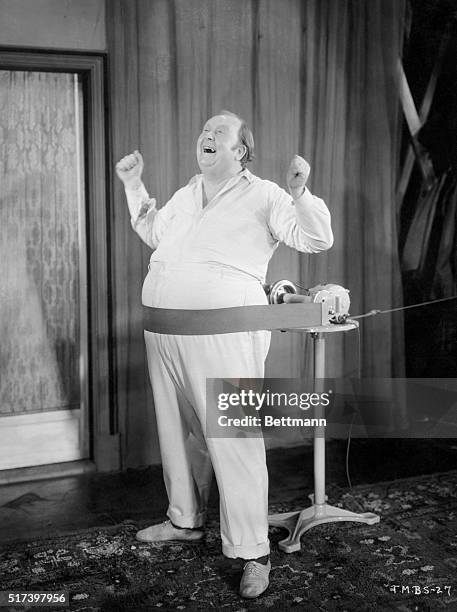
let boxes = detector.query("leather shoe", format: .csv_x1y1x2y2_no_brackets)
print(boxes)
136,520,204,543
239,559,271,599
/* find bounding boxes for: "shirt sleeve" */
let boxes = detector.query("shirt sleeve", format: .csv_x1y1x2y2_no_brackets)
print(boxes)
124,182,177,249
267,182,334,253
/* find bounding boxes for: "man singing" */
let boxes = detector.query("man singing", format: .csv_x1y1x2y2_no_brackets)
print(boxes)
115,111,333,598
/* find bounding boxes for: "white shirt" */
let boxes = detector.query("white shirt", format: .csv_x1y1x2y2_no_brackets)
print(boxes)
125,169,333,282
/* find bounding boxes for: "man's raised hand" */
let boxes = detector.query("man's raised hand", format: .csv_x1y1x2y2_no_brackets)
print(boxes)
286,155,310,200
115,150,144,190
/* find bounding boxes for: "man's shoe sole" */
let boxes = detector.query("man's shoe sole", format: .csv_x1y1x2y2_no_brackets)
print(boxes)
135,533,204,544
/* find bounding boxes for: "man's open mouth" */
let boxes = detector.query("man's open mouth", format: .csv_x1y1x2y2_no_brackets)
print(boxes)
203,145,216,153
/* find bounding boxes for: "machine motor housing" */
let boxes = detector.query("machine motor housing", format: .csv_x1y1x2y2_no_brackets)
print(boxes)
264,280,350,324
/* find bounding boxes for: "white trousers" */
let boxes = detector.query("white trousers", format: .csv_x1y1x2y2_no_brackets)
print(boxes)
142,262,271,559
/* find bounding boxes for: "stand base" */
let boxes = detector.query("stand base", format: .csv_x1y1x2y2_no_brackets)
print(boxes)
269,501,380,553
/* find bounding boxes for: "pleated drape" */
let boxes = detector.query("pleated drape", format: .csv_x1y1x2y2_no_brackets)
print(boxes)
107,0,405,466
300,0,405,379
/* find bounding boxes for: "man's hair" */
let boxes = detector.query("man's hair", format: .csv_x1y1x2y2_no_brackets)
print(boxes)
219,109,255,169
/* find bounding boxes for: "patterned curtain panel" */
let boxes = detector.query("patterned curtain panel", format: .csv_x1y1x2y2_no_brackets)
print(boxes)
0,70,83,415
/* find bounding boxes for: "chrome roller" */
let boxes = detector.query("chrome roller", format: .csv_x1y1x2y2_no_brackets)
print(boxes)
264,279,299,304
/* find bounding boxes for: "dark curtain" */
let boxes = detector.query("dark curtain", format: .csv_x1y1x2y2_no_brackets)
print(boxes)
107,0,406,467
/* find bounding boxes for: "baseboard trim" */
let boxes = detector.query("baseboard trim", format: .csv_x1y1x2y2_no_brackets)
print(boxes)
0,409,87,470
0,459,96,485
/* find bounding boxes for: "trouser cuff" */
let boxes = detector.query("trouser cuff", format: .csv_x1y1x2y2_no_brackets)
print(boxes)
222,539,270,559
167,508,206,529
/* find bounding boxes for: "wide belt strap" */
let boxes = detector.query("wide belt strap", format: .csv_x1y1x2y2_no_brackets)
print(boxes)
143,303,328,335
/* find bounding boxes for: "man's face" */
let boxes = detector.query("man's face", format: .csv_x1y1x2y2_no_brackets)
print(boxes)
196,114,244,174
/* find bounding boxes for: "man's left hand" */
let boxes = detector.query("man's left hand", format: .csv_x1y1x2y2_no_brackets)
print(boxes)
287,155,311,200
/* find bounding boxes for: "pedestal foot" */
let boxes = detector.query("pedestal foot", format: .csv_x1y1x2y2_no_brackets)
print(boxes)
269,503,380,553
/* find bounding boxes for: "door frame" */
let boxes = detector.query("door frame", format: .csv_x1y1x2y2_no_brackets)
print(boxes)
0,49,120,472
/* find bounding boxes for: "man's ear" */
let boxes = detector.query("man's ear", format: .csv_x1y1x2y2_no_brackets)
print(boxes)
235,144,246,161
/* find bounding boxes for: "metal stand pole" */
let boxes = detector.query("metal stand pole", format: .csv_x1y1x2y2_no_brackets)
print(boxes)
268,328,380,553
313,333,326,506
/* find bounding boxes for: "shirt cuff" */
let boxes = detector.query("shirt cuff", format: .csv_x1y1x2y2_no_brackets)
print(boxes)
125,182,149,200
125,182,155,225
292,186,315,207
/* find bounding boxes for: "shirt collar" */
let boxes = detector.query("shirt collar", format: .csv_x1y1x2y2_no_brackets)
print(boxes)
190,168,254,187
240,168,254,183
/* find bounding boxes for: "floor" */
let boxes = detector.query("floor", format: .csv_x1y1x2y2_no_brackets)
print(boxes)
1,438,457,545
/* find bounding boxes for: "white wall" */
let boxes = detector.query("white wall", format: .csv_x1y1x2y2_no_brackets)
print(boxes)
0,0,105,50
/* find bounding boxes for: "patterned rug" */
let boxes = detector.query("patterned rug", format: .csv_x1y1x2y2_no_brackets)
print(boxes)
2,470,457,611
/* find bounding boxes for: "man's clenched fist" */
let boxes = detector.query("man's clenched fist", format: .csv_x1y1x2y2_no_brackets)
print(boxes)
115,150,144,189
286,155,310,200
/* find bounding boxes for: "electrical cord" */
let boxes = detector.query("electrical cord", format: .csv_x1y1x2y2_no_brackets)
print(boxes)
351,294,457,319
290,282,457,321
345,413,355,490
